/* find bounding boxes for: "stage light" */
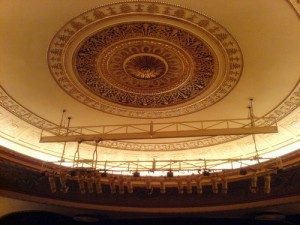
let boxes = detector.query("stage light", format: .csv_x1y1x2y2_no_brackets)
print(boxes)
59,174,69,193
95,179,102,194
118,179,125,194
127,181,133,193
250,174,258,193
196,180,202,194
221,179,228,194
87,178,94,193
203,170,210,176
101,171,107,177
110,180,116,194
239,168,247,175
133,171,140,177
78,176,86,194
146,181,153,195
69,169,77,177
186,181,192,194
212,179,218,194
48,175,57,193
264,174,271,194
167,170,173,178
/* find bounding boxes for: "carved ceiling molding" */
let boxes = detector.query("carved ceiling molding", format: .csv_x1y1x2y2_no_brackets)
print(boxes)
0,80,299,152
74,23,217,108
48,1,243,118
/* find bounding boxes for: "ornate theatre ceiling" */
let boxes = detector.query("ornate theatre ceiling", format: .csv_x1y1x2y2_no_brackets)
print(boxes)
0,0,299,164
48,1,243,117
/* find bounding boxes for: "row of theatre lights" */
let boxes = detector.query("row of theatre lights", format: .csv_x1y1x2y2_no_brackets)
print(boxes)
46,168,272,195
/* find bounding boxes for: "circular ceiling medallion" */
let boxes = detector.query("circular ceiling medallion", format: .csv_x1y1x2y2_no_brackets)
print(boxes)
96,38,194,96
75,22,215,108
48,1,243,118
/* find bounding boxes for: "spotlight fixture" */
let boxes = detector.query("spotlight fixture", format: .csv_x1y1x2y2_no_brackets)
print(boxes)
69,169,77,177
239,168,247,175
212,179,218,194
186,181,192,194
178,181,183,194
59,174,69,193
203,170,210,176
118,179,125,194
133,171,140,177
167,170,174,178
196,180,203,194
87,178,94,193
127,181,133,193
95,179,102,194
48,175,57,193
250,175,258,193
146,181,153,196
264,174,271,194
110,181,116,194
160,181,166,194
101,171,107,177
221,179,228,194
78,177,86,194
275,158,283,174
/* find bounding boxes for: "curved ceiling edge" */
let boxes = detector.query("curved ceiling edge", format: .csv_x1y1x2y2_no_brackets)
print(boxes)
0,79,299,151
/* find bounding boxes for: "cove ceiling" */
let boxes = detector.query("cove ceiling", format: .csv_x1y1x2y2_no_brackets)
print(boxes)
0,0,299,163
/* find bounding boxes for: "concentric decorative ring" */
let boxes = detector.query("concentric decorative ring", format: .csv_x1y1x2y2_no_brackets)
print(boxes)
95,38,194,96
48,1,243,118
74,22,216,108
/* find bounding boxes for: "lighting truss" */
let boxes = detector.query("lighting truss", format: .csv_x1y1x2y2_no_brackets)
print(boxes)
41,154,299,195
40,116,278,143
43,156,286,175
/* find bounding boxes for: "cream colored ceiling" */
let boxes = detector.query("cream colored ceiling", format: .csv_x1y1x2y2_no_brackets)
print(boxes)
0,0,299,164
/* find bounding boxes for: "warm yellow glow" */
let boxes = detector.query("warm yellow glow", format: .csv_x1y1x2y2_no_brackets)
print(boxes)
0,136,60,162
1,132,299,176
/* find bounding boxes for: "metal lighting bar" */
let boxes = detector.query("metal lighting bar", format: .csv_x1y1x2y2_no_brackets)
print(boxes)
49,156,279,173
40,117,278,143
40,126,277,142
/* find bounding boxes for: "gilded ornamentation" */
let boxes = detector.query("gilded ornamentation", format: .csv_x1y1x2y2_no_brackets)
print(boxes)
83,38,193,96
124,54,167,80
48,1,243,117
0,1,299,158
74,22,215,107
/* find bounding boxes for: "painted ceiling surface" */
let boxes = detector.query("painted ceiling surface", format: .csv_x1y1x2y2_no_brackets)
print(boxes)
0,0,299,166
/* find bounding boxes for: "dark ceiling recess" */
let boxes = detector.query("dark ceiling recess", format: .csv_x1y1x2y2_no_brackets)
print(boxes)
0,149,300,209
0,211,299,225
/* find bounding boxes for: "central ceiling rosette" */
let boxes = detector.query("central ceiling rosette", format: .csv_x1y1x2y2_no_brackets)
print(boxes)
74,22,216,108
48,1,243,118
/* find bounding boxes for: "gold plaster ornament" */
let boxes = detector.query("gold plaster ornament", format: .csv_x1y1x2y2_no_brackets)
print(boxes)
48,1,243,118
74,22,216,108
